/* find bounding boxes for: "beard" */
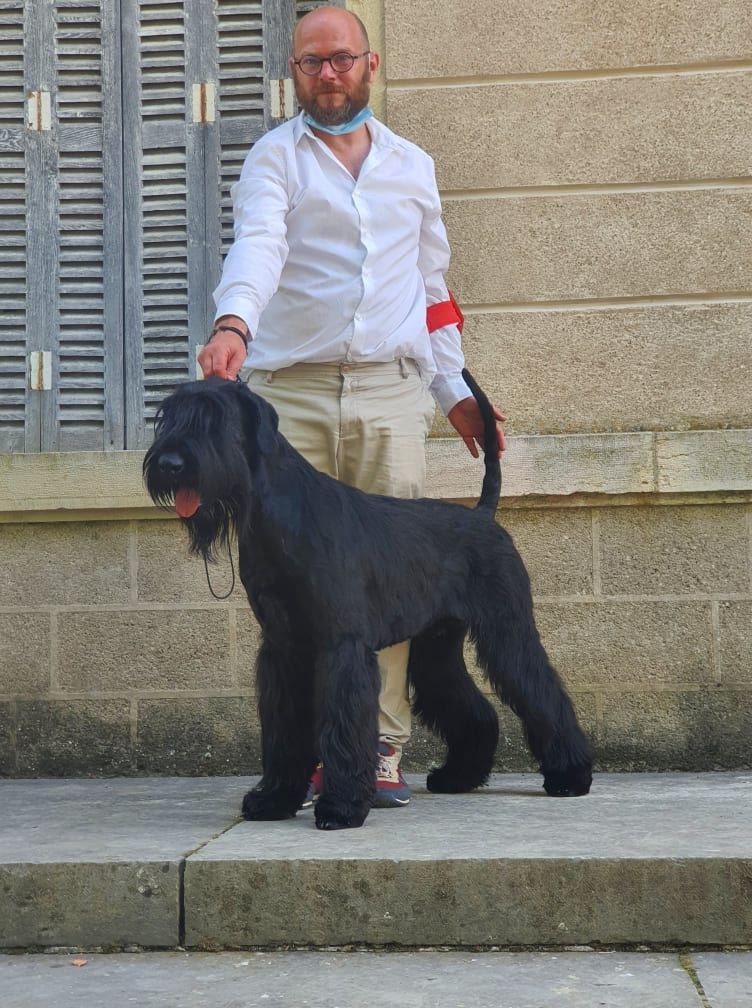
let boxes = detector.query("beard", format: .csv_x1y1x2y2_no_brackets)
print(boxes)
296,71,371,126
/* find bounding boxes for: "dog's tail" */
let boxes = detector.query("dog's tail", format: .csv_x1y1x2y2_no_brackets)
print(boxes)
461,368,501,514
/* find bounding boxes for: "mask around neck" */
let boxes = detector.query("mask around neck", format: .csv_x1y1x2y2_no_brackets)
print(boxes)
303,107,373,136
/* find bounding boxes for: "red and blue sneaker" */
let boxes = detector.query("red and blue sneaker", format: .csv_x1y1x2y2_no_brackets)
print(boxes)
372,742,411,808
300,744,410,809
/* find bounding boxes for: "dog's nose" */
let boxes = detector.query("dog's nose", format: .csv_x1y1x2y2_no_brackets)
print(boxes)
158,452,184,476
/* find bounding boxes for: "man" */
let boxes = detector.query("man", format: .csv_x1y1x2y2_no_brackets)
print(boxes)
199,6,505,808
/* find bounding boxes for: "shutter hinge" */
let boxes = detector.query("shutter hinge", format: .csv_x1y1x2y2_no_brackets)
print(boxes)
26,90,52,131
192,82,216,124
270,78,295,120
29,352,52,391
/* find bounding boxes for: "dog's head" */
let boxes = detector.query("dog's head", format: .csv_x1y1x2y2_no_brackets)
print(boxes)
143,376,279,558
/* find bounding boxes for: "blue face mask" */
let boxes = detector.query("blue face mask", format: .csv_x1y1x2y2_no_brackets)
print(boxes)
303,106,373,136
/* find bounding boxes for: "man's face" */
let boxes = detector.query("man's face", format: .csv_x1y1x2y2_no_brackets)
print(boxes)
290,12,378,127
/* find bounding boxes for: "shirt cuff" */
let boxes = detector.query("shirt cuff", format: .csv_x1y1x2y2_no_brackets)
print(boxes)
212,298,258,339
430,372,472,416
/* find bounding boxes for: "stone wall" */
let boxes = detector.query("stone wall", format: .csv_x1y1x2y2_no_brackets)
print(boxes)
1,498,749,775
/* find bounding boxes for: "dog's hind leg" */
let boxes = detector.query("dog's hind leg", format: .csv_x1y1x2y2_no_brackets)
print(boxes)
314,637,380,831
409,619,499,794
242,639,317,821
472,600,592,797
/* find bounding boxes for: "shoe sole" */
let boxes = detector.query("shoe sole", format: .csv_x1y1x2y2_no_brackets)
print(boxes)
372,796,410,808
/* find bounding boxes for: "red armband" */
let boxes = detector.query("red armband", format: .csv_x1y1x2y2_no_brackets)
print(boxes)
426,290,464,334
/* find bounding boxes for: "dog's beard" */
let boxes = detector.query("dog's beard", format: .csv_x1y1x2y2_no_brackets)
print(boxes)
184,498,240,563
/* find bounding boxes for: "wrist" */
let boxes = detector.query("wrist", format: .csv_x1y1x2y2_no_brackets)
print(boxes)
209,322,249,350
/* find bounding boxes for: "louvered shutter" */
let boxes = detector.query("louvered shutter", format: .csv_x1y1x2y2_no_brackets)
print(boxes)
124,0,293,449
0,0,29,450
2,0,123,453
122,0,200,448
52,0,123,450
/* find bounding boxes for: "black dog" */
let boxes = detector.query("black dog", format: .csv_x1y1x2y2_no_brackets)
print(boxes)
144,372,592,829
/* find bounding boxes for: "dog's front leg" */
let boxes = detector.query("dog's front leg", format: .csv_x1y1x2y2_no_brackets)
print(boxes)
315,638,380,831
242,639,316,821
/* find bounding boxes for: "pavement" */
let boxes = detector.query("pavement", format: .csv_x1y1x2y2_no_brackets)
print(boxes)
0,949,750,1007
0,772,750,955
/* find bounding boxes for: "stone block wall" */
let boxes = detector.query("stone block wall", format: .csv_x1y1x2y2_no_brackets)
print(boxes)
1,501,749,776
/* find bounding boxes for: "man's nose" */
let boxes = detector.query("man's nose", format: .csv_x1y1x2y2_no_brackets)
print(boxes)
318,59,338,81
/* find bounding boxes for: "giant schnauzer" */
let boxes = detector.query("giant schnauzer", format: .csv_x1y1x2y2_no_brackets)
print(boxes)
144,371,592,830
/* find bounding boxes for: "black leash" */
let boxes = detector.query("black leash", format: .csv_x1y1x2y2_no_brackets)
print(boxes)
204,548,236,600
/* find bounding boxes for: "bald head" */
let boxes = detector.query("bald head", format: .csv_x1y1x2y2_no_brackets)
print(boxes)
293,6,370,54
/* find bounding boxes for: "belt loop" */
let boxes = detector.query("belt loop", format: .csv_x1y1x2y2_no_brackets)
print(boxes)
264,370,274,384
399,357,408,379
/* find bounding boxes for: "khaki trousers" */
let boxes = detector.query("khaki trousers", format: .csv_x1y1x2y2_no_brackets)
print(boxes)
246,359,435,756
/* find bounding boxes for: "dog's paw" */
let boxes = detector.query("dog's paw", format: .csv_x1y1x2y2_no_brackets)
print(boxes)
426,765,488,794
314,795,369,830
241,787,298,821
542,764,593,797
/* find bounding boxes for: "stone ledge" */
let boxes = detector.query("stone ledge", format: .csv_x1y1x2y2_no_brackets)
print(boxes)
1,428,750,516
1,774,750,949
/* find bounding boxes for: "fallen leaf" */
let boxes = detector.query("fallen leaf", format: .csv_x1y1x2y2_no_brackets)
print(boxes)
71,959,88,967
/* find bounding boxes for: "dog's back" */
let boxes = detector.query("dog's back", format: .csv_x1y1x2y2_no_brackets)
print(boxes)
460,369,501,514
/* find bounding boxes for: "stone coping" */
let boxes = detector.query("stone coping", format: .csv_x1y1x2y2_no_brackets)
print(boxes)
1,428,751,517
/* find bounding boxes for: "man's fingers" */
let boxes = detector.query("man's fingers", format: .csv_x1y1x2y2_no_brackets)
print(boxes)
464,436,479,459
198,344,237,380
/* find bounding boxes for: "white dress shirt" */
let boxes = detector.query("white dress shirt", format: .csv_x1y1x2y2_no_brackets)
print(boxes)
213,112,470,414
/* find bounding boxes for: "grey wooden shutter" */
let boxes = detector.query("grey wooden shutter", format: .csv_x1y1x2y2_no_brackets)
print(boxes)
2,0,123,453
51,0,123,450
122,0,199,449
124,0,277,449
0,0,29,451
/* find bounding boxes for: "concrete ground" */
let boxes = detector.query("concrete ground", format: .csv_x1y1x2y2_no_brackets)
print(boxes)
1,773,750,950
0,950,750,1007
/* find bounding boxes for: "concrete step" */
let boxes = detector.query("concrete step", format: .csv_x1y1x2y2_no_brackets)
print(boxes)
2,950,751,1008
1,773,749,951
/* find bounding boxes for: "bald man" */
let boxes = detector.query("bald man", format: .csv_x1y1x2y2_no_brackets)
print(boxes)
200,6,505,809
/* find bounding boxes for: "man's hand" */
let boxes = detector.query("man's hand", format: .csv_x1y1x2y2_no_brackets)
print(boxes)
447,396,507,459
197,317,249,380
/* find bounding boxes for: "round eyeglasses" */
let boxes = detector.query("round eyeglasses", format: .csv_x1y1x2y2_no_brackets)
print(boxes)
293,51,370,76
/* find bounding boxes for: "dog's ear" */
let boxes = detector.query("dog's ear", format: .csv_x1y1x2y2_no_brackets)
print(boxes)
238,382,279,456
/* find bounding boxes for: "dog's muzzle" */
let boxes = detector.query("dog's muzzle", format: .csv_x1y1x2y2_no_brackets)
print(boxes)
153,451,202,518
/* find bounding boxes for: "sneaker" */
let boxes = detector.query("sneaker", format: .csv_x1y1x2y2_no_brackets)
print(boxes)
373,742,411,808
300,763,323,809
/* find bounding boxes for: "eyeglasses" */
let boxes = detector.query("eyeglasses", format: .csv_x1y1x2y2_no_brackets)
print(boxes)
293,51,370,76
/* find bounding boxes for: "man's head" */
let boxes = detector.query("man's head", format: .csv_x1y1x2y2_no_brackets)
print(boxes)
290,6,379,127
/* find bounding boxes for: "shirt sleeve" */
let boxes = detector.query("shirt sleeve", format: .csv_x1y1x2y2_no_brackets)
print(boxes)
212,139,291,337
416,157,471,416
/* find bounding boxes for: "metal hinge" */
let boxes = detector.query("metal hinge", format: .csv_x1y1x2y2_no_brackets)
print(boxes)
270,78,295,120
26,90,52,131
192,82,216,124
29,352,52,391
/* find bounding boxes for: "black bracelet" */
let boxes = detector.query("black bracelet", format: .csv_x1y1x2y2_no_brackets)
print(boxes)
211,324,249,349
